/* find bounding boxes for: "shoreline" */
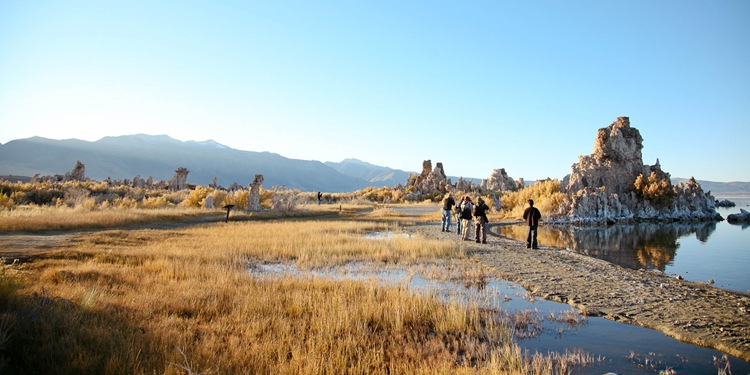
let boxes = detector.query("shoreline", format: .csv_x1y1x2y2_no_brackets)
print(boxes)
405,223,750,363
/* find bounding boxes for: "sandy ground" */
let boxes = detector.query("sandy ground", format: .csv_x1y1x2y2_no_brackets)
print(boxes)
405,222,750,363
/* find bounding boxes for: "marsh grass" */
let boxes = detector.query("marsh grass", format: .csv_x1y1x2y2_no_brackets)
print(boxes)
0,206,211,232
0,203,375,233
1,219,592,374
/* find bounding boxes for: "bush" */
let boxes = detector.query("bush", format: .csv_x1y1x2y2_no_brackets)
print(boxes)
634,172,675,208
0,191,13,210
500,179,566,219
182,186,212,208
139,196,172,209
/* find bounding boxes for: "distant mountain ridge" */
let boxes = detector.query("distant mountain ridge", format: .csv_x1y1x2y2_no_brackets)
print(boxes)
0,135,376,192
324,158,412,187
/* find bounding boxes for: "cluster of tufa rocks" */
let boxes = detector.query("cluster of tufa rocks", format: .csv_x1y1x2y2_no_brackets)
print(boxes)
554,117,721,223
403,160,521,201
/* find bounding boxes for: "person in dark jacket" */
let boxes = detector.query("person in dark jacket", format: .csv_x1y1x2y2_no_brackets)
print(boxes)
522,199,542,249
473,197,490,243
441,193,455,232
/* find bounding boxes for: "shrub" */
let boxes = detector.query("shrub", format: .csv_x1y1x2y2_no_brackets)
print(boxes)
223,190,248,210
500,179,566,219
0,191,13,210
182,186,212,208
63,186,91,208
139,196,172,209
634,172,675,208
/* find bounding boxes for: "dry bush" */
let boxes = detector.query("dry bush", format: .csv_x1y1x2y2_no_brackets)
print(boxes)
634,172,676,208
499,180,566,220
0,191,13,210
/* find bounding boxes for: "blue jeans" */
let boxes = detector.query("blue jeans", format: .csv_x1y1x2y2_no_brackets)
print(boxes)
441,209,452,231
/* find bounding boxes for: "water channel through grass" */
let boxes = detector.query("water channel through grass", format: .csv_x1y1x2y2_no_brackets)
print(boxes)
252,230,749,374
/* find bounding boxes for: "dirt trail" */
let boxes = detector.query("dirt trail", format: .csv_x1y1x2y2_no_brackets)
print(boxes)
405,222,750,362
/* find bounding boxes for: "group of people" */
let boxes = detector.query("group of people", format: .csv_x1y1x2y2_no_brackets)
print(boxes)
441,193,542,249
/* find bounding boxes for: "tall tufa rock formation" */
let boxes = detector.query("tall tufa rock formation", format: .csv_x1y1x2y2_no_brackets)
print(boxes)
405,160,451,193
555,117,720,223
481,168,519,192
65,160,86,182
566,117,650,195
168,167,189,191
247,174,264,211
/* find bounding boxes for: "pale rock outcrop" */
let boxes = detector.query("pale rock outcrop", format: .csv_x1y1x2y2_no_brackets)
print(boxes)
566,117,646,195
168,167,189,191
247,174,264,211
481,168,518,192
203,195,214,209
554,117,721,223
405,160,451,193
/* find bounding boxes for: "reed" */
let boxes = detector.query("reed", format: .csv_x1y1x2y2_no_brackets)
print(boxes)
1,219,584,374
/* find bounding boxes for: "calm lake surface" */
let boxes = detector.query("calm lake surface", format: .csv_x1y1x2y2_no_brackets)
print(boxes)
499,196,750,294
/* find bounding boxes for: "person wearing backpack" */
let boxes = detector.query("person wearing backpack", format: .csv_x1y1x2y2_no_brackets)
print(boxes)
454,196,465,235
441,193,455,232
473,197,490,244
460,197,474,241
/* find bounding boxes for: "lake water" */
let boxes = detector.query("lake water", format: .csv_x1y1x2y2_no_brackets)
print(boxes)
499,196,750,294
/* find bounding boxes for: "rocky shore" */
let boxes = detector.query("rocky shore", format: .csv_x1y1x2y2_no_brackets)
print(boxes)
406,223,750,363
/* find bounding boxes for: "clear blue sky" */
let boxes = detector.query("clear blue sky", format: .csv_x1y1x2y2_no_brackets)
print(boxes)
1,1,748,182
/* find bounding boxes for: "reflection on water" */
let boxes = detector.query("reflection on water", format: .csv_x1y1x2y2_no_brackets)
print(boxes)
499,222,717,271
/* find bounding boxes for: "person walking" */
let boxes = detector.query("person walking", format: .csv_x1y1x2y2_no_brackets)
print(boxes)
454,196,465,235
473,197,490,243
460,197,474,241
523,199,542,249
441,193,455,232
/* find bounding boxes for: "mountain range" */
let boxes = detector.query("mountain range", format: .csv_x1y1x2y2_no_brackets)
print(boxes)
0,135,412,192
1,135,747,194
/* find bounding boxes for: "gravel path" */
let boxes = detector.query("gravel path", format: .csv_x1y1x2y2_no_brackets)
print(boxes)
405,222,750,362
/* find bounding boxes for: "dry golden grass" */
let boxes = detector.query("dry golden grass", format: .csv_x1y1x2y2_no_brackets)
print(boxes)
0,203,375,233
0,218,587,374
0,206,213,232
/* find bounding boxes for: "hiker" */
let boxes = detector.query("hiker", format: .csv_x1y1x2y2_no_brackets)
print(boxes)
441,193,455,232
473,197,490,243
522,199,542,249
454,196,465,235
460,197,474,241
317,191,322,205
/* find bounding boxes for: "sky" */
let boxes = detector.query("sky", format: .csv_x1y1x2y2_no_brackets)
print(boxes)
1,1,749,182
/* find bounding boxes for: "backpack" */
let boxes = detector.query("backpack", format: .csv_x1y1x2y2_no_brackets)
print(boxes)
460,204,472,220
